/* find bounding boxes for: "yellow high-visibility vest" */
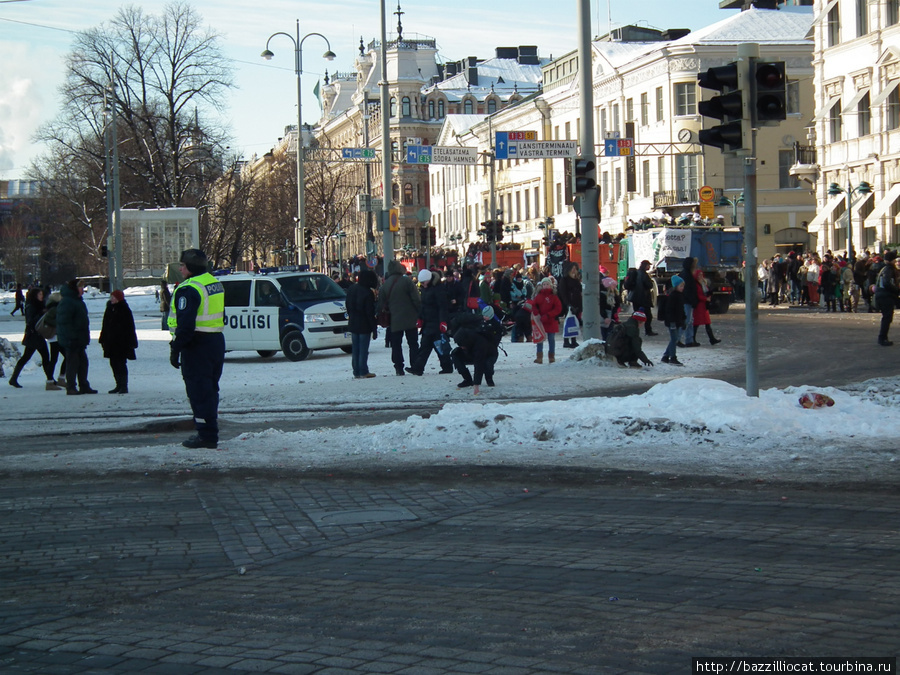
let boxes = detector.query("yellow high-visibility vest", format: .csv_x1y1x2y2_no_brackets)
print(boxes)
168,272,225,335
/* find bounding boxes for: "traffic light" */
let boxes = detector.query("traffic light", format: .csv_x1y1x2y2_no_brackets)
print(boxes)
493,220,504,242
753,61,786,124
479,221,493,242
420,226,429,245
304,229,313,250
573,158,596,196
697,61,750,154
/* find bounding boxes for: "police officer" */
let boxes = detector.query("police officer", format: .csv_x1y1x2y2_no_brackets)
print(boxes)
169,249,225,449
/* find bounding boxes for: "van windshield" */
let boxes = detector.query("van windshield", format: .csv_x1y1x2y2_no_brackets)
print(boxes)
279,274,346,304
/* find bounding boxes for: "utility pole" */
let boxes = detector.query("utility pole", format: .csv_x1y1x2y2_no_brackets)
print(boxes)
379,0,394,268
577,0,601,340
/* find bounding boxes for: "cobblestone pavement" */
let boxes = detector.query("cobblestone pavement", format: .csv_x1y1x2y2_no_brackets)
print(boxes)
0,472,898,674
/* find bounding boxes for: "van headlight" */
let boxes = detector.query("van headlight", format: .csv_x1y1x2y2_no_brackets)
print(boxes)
304,313,329,323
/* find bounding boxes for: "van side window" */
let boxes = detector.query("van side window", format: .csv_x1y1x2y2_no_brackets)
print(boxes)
223,280,251,307
255,280,282,307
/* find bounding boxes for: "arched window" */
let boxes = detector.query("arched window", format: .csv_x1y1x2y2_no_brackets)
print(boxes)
428,99,435,119
404,183,414,205
401,97,411,117
391,140,399,161
487,98,497,114
390,97,396,117
464,99,474,114
438,99,445,118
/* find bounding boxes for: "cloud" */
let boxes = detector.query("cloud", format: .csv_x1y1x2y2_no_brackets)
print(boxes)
0,42,48,175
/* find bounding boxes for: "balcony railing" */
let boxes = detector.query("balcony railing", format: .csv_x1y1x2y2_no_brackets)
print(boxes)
793,142,816,165
653,187,723,209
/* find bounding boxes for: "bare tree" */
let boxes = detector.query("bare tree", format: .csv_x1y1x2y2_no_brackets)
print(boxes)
28,1,234,276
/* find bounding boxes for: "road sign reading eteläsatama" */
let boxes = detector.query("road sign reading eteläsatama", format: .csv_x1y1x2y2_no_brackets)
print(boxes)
406,145,478,165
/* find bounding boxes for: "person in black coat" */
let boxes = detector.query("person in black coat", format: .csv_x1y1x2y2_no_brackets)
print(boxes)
56,279,97,395
632,260,658,336
407,270,453,375
874,250,899,346
99,290,138,393
9,288,61,390
558,262,583,348
450,306,503,393
346,269,379,378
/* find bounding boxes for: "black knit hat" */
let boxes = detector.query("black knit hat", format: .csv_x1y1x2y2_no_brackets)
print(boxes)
180,248,208,275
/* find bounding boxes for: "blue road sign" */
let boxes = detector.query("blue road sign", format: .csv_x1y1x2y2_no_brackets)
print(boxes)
494,132,509,160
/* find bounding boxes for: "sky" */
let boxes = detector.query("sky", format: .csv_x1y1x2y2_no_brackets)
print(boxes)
0,0,737,180
1,286,899,482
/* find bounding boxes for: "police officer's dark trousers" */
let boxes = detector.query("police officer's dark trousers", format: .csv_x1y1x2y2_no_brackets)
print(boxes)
181,332,225,442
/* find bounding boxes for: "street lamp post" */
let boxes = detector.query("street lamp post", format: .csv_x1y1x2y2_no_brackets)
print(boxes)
504,224,521,244
828,179,872,262
717,193,744,228
337,230,347,273
262,21,335,268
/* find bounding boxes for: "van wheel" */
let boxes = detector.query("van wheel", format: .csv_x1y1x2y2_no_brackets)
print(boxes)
281,331,310,361
257,350,277,358
340,346,353,354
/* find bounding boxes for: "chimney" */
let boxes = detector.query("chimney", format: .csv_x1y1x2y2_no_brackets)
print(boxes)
467,56,478,86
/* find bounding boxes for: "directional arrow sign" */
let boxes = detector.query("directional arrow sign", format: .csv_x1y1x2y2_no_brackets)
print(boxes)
341,148,377,160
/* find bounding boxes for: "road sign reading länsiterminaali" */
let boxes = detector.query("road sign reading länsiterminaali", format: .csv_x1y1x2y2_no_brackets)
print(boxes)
495,132,575,159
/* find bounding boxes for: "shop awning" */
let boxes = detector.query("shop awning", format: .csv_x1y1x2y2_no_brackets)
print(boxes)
871,80,900,107
842,88,870,113
806,194,846,230
864,183,900,228
811,95,842,122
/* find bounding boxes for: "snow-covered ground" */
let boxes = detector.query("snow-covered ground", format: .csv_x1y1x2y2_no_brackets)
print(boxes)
0,286,898,481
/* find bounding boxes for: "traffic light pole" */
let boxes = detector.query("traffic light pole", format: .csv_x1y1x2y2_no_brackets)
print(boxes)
740,42,759,398
577,0,600,340
489,147,497,269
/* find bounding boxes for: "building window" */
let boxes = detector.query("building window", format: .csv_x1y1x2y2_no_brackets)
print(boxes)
640,92,649,125
827,3,840,47
888,0,899,26
438,99,445,118
487,98,497,113
464,98,474,114
675,154,699,195
600,109,607,137
657,156,665,192
565,121,571,140
785,80,800,114
887,87,900,131
404,183,413,206
534,187,540,218
601,171,609,204
858,92,871,136
556,183,563,215
612,104,620,132
642,160,650,198
778,150,800,189
674,83,696,116
428,99,435,119
655,86,664,122
391,140,400,162
626,98,634,123
390,97,397,117
829,99,842,142
402,97,411,117
856,0,867,36
614,168,622,201
524,189,530,220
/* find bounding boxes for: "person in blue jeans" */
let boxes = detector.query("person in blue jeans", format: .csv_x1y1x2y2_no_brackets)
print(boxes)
680,257,700,347
345,270,379,378
661,275,686,366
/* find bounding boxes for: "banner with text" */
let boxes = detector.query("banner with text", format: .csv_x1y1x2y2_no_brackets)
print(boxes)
630,229,693,270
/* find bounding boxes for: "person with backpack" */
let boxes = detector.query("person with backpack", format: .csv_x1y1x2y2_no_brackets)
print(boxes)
8,288,62,390
631,260,658,336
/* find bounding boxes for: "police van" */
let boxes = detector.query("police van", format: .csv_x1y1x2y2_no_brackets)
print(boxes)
216,270,351,361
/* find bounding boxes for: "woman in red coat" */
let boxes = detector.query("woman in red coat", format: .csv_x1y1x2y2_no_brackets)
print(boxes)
690,270,721,345
531,277,562,364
